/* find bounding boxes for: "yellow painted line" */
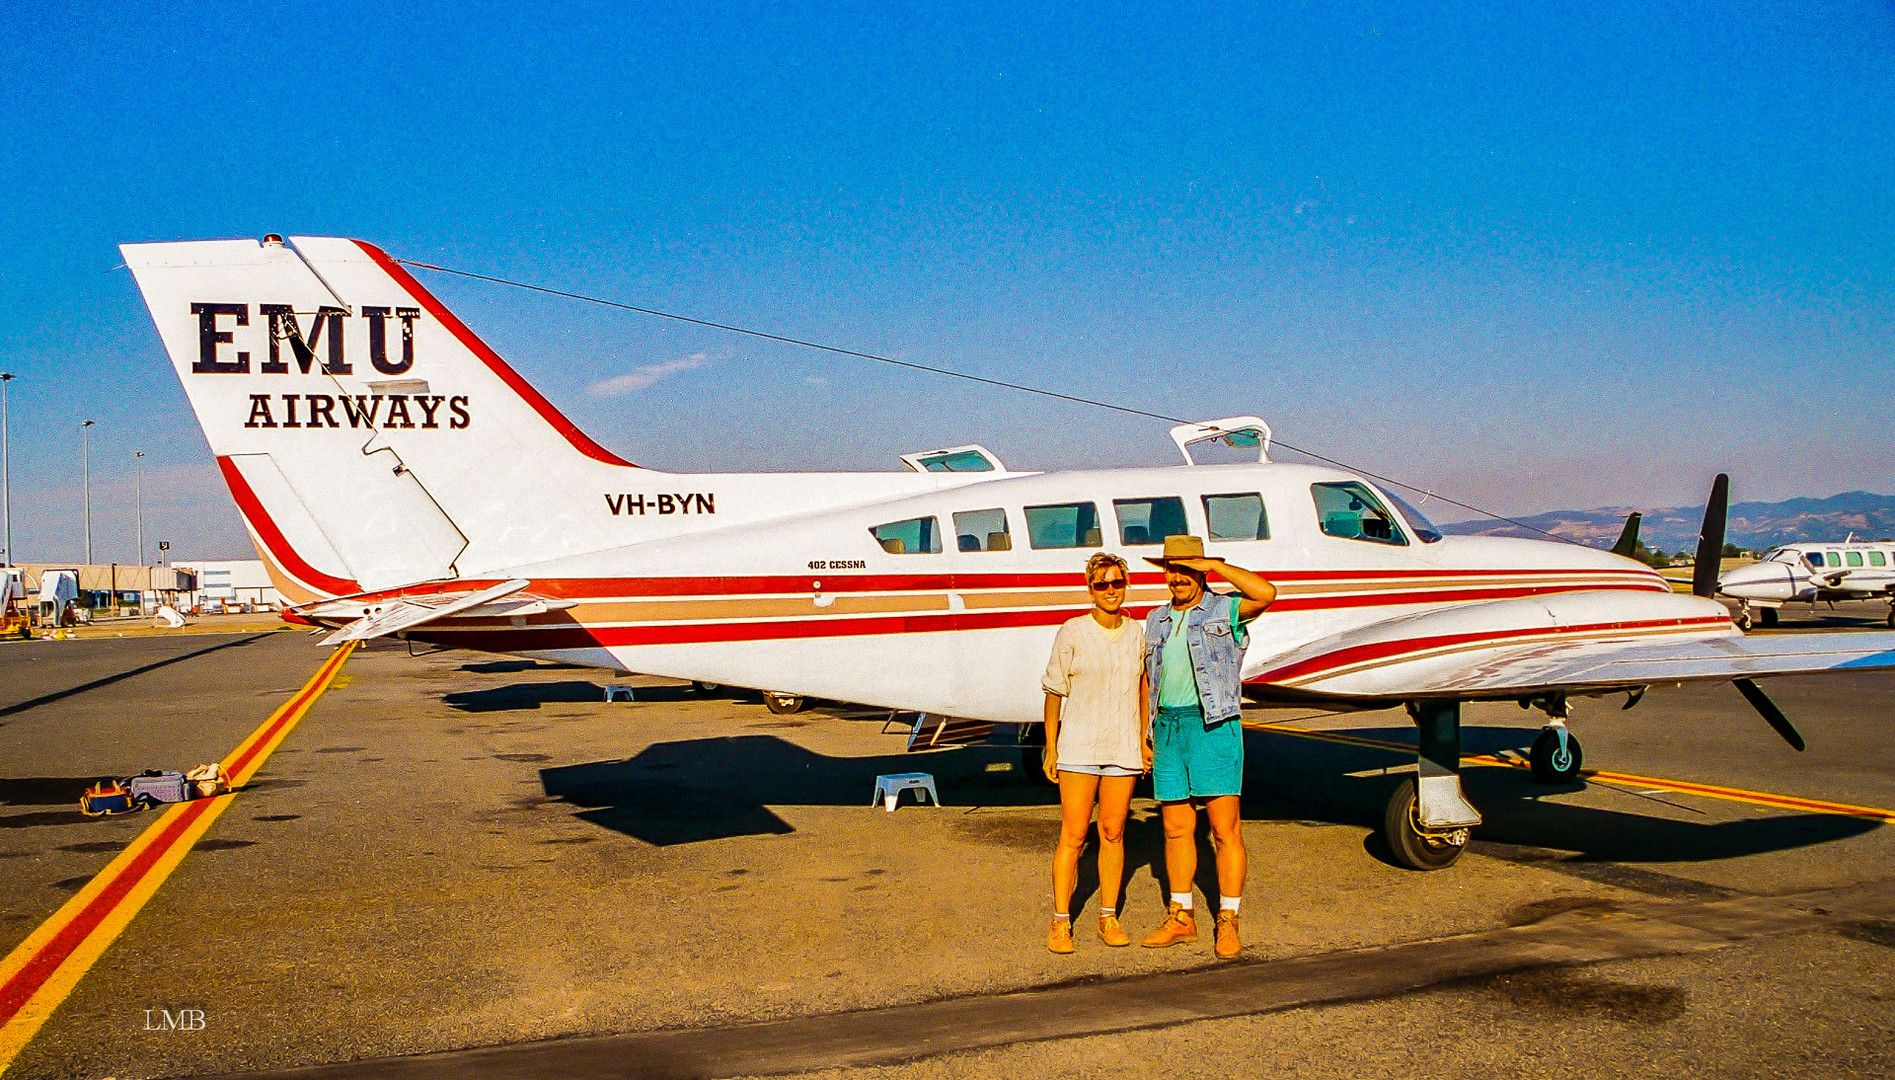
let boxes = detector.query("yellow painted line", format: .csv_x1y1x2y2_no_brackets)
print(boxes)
1244,719,1895,825
0,643,356,1074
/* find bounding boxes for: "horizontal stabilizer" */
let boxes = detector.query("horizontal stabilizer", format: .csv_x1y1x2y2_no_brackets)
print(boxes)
320,578,534,645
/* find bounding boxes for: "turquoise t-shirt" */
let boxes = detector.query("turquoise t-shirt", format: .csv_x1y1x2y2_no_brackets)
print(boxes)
1157,596,1250,709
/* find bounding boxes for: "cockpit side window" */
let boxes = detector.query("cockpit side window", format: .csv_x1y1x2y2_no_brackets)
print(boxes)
1311,482,1407,546
1025,502,1103,550
1112,497,1188,546
1381,488,1444,543
869,516,942,555
952,508,1011,552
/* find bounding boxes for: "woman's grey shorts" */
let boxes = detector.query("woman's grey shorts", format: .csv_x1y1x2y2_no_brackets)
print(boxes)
1056,763,1141,777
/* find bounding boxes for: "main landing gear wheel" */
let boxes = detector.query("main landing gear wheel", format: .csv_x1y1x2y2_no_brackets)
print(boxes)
691,681,723,695
1382,777,1467,870
1760,607,1779,627
1529,727,1583,784
763,691,807,715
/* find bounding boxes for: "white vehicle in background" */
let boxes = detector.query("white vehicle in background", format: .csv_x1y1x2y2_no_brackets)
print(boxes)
121,234,1895,870
36,569,79,628
1719,541,1895,629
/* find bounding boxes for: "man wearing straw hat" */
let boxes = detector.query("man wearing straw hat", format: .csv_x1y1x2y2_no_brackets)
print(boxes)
1137,535,1275,959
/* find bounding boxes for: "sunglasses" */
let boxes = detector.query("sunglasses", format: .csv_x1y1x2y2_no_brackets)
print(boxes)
1088,577,1129,591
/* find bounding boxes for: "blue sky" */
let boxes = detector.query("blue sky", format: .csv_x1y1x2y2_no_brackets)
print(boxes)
1,1,1890,562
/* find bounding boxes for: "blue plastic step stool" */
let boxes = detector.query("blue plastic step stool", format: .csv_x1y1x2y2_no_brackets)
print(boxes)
872,772,939,811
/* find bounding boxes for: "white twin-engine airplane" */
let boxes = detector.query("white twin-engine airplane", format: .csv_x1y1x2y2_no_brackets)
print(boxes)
123,235,1895,869
1720,541,1895,630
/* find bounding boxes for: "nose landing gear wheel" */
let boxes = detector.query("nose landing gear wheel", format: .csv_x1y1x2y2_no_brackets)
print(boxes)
1529,727,1583,784
1382,777,1468,870
763,692,807,715
691,681,723,696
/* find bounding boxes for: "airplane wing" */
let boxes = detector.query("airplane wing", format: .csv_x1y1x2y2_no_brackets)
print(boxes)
1248,590,1895,704
308,579,549,645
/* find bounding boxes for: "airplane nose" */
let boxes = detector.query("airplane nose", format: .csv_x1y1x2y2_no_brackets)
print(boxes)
1718,562,1794,601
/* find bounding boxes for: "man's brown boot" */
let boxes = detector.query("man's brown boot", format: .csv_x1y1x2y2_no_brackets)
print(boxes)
1140,902,1198,947
1214,909,1242,959
1098,914,1131,947
1047,918,1075,954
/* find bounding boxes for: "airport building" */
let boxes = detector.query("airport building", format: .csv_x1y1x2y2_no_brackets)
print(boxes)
170,559,282,612
5,564,195,619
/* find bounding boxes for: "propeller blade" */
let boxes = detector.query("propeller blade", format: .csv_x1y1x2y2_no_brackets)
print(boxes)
1610,511,1643,558
1692,473,1729,598
1734,678,1805,751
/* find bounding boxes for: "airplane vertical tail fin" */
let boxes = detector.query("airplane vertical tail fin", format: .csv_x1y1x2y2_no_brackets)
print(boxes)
121,236,644,601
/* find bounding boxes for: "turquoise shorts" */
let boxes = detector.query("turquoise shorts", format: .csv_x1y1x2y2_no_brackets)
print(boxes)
1151,704,1244,802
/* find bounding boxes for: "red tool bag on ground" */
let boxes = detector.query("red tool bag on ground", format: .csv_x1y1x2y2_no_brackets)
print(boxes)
79,780,139,817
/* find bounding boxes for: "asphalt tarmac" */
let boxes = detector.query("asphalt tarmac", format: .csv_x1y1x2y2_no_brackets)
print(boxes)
0,602,1889,1079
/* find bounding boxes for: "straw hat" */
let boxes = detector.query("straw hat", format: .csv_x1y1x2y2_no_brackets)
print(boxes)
1143,534,1207,568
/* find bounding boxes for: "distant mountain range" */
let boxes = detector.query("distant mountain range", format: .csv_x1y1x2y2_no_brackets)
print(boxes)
1442,491,1895,554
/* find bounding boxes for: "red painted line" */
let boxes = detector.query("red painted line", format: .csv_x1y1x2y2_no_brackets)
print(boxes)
0,799,213,1024
224,649,348,780
0,645,352,1028
357,241,637,469
215,457,362,597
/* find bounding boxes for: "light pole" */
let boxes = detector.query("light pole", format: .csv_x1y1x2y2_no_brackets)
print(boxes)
134,451,145,568
1,372,13,568
81,419,94,565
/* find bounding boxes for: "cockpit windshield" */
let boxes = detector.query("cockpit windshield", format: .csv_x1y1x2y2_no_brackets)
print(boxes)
1380,488,1445,544
1763,547,1797,564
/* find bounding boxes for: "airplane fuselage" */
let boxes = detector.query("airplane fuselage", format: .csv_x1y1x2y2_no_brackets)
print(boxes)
333,460,1684,723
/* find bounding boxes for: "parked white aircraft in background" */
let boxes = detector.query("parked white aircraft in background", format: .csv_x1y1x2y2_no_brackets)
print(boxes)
1720,541,1895,629
121,235,1895,870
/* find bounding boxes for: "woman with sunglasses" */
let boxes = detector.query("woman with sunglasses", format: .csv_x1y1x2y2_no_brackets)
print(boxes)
1039,551,1150,953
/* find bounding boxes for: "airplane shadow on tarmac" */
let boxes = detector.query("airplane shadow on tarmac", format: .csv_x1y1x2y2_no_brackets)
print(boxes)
538,722,1877,878
443,680,708,711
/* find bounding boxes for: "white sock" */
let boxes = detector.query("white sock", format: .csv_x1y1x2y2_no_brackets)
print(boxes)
1100,907,1115,917
1170,892,1193,910
1220,896,1241,912
1053,911,1070,920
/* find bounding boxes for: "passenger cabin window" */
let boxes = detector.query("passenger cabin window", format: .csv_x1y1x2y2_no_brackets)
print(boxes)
1202,493,1270,541
916,449,994,473
1846,551,1864,567
1872,552,1888,567
1025,502,1103,549
1113,497,1188,546
1311,482,1406,545
1826,551,1842,567
952,508,1011,552
870,516,942,555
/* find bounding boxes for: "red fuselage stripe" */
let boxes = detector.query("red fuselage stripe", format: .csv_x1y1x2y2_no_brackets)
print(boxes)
1253,615,1734,684
348,568,1665,604
354,241,638,469
214,457,361,596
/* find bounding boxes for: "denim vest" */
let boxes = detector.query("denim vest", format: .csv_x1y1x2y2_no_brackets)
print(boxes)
1144,592,1246,726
